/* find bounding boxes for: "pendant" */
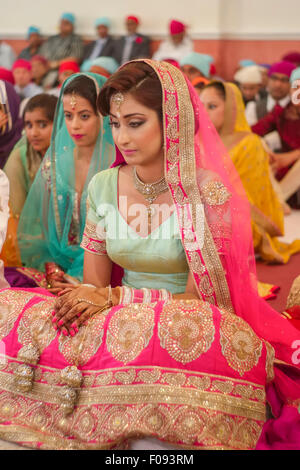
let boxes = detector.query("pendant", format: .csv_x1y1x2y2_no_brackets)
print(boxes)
147,205,156,218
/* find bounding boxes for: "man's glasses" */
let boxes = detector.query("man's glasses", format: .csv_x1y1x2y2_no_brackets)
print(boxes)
269,74,290,84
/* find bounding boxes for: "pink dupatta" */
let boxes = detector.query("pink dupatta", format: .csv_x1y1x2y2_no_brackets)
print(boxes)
109,60,300,447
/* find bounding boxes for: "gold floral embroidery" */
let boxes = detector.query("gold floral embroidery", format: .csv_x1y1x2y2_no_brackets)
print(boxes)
58,313,106,366
115,369,136,384
234,384,254,399
83,220,99,239
220,314,263,376
159,70,176,93
264,341,275,383
173,407,206,445
199,274,215,297
106,305,155,364
201,181,232,206
137,369,161,384
166,117,178,141
95,372,114,386
158,301,215,364
167,143,179,164
17,299,56,354
211,380,234,394
231,419,263,450
163,372,186,387
0,290,34,342
173,185,187,206
188,376,211,391
189,251,206,276
165,94,178,118
80,234,107,255
167,163,179,185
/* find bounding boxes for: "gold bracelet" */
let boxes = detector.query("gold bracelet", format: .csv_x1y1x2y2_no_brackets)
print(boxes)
77,285,113,308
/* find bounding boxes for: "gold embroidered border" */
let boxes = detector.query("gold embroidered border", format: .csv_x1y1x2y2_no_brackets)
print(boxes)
0,358,267,449
0,362,265,422
80,234,107,255
145,60,234,314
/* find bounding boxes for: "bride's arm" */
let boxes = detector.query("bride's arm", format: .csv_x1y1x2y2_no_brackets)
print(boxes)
83,251,112,288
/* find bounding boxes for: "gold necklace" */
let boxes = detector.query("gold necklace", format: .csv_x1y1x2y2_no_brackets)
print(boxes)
133,167,168,223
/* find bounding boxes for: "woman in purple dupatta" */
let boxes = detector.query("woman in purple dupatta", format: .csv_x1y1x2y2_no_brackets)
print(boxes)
0,60,298,450
0,80,23,168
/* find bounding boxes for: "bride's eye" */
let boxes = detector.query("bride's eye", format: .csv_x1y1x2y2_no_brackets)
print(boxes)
129,121,144,128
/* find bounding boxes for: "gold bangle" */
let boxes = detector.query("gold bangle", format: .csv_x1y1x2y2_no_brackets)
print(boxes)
107,285,112,306
77,286,112,309
77,298,103,307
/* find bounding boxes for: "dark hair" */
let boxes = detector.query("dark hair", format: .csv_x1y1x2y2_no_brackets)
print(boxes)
97,62,163,121
203,81,226,100
23,93,58,121
63,75,98,114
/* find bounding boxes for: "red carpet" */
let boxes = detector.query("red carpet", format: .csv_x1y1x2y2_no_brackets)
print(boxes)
256,253,300,313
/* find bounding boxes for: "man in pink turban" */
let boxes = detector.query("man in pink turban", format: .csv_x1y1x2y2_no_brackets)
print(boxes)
245,61,296,150
12,59,42,100
282,52,300,67
152,19,194,63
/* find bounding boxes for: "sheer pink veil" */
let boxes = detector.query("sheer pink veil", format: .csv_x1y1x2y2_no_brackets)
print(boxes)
185,78,299,406
108,59,299,377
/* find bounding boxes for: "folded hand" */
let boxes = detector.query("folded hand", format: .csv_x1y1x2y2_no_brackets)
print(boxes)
53,286,110,335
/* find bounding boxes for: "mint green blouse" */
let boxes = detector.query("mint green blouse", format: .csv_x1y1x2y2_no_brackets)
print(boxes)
83,167,189,294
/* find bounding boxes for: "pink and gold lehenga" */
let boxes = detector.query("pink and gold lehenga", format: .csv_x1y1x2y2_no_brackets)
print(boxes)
0,60,299,450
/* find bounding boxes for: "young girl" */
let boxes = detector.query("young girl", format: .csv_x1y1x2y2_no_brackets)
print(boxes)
2,93,57,268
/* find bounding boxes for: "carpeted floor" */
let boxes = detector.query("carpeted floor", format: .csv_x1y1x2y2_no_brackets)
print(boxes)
257,252,300,312
256,209,300,312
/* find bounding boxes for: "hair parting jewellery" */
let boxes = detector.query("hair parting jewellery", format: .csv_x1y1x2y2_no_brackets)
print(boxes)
133,167,169,224
70,90,77,110
112,92,124,118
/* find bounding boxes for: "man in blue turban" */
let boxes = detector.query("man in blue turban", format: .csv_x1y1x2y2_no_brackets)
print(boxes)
180,52,214,82
39,13,83,71
18,26,43,61
82,17,117,64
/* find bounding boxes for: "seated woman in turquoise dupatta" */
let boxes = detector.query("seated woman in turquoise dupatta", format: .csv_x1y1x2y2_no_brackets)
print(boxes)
0,61,298,451
16,73,115,287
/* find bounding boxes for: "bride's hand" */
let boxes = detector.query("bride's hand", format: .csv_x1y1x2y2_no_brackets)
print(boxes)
53,286,110,333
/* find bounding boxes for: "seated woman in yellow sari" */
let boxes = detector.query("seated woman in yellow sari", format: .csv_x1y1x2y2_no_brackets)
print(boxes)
0,60,298,450
200,81,300,264
1,94,58,267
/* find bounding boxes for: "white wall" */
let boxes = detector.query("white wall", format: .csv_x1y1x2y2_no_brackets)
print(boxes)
1,0,220,37
1,0,300,38
220,0,300,37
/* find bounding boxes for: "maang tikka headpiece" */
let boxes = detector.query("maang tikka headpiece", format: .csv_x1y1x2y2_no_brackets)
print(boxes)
70,91,77,110
112,92,124,118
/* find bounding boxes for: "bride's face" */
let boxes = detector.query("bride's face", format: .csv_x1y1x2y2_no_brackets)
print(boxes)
109,93,163,167
63,94,101,148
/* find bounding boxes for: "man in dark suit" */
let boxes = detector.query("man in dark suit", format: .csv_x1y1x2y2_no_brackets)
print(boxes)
114,16,151,65
82,17,116,63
